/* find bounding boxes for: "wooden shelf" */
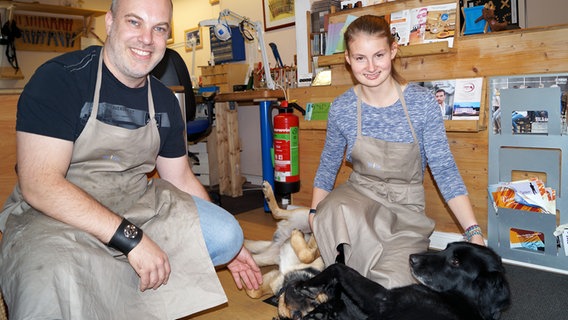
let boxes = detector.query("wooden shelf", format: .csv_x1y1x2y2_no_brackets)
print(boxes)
306,1,494,133
300,117,484,132
0,1,106,18
329,0,456,23
0,66,24,80
317,41,453,67
0,1,106,61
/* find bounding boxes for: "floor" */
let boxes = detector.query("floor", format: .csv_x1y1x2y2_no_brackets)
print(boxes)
182,207,568,320
183,208,280,320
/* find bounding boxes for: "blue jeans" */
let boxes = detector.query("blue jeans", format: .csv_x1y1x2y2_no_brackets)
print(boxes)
193,196,243,266
512,112,525,133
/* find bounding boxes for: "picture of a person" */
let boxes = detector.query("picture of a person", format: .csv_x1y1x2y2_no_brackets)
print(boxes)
391,26,401,43
435,88,453,120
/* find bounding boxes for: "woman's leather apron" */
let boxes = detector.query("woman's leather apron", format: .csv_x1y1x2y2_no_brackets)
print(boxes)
0,50,225,319
313,84,435,289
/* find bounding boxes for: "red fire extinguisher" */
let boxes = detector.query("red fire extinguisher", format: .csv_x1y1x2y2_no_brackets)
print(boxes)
273,100,305,196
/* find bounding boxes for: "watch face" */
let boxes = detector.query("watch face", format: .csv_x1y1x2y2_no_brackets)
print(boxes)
123,224,139,239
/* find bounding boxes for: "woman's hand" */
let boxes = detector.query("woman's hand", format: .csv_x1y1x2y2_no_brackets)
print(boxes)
308,212,315,231
469,234,486,246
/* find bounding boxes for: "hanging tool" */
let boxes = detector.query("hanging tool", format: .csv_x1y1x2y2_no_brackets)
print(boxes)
268,42,284,68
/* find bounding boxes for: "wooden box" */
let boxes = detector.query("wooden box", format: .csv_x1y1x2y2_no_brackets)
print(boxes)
200,64,249,93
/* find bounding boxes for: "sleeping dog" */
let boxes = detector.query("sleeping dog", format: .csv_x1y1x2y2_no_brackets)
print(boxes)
243,181,322,299
277,242,511,320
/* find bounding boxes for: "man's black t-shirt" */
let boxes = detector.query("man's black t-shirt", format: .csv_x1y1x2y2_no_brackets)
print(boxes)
16,46,186,158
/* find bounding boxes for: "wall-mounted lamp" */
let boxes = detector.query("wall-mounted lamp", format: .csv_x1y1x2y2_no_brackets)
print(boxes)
199,9,275,90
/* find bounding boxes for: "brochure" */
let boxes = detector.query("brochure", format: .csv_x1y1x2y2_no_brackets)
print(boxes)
488,178,556,215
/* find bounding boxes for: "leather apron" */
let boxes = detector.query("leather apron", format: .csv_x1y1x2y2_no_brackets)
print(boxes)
0,51,225,319
313,84,435,289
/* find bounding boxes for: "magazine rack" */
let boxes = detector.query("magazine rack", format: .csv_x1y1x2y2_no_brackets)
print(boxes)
488,85,568,271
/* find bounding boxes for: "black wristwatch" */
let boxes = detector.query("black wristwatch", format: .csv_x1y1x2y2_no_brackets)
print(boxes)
107,218,143,256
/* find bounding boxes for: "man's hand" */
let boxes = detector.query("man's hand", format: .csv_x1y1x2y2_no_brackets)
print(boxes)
227,246,262,290
127,235,171,291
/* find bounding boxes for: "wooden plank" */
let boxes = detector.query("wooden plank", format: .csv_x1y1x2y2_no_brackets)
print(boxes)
0,95,19,203
317,54,344,67
214,102,231,195
318,41,452,67
226,102,244,197
0,67,24,80
206,131,219,186
328,0,455,24
324,25,568,82
217,90,285,102
290,85,350,130
8,2,106,17
399,27,568,80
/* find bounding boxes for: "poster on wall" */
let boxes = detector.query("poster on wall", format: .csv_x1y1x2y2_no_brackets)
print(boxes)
263,0,295,31
415,77,483,120
184,27,203,52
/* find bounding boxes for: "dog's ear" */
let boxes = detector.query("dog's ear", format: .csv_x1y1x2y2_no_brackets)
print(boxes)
474,271,511,320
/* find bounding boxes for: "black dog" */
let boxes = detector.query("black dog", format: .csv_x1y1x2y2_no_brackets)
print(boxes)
277,242,511,320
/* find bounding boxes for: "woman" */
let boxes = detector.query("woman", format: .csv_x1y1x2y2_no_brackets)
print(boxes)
309,15,484,288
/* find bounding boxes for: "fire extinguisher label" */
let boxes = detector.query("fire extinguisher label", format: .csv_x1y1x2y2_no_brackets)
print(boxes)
274,126,299,182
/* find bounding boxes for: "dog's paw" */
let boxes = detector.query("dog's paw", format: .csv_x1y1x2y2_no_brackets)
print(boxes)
245,288,266,299
291,229,304,239
290,230,307,250
291,230,321,264
262,180,272,197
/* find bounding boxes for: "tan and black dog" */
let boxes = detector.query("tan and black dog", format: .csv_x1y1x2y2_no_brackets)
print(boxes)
243,181,322,299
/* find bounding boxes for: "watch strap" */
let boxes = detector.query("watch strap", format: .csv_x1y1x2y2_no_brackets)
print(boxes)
107,218,143,255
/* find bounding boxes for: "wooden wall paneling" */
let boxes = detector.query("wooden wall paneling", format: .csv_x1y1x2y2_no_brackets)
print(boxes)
0,95,18,203
290,85,352,207
424,129,490,233
291,85,351,130
399,28,568,80
326,26,568,83
302,25,568,234
294,129,352,208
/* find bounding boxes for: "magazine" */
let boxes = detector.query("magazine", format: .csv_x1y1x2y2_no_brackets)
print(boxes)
424,3,457,48
409,7,428,45
390,9,410,46
452,78,483,120
488,178,556,215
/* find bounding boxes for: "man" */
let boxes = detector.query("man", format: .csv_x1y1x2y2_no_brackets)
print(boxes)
391,26,401,43
0,0,261,318
435,88,452,120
